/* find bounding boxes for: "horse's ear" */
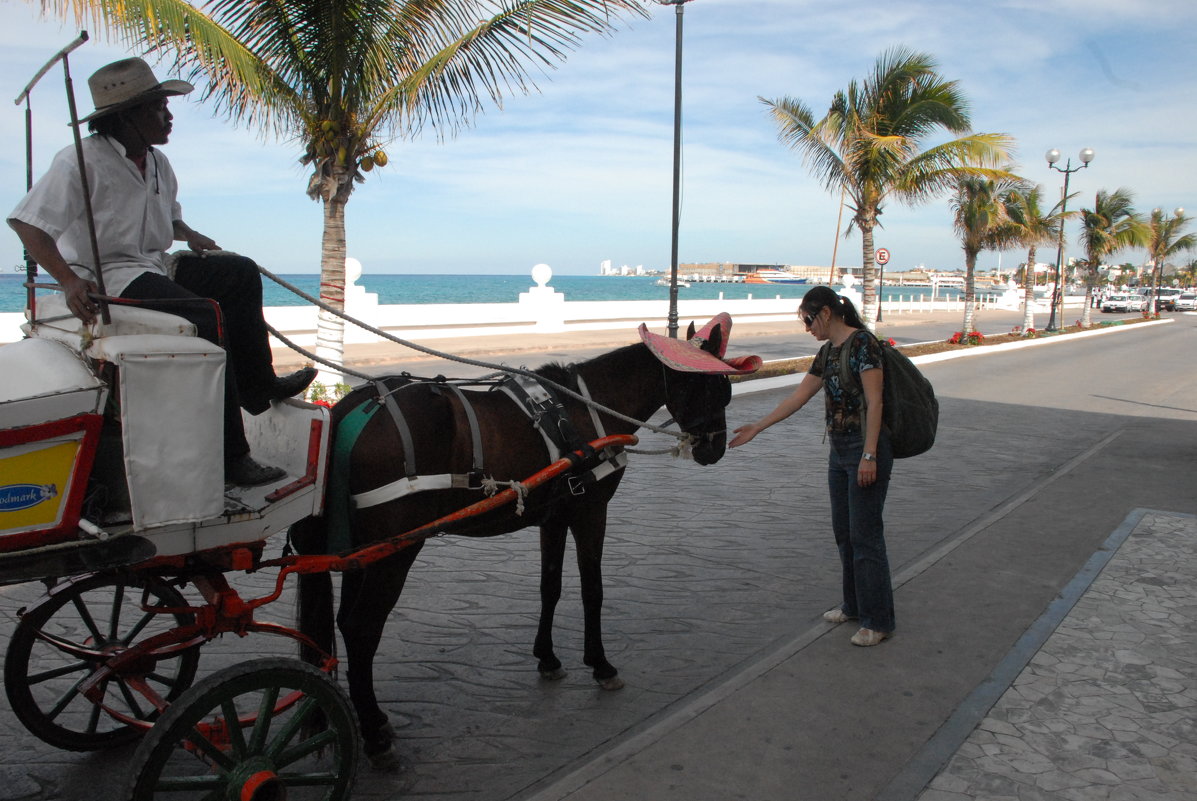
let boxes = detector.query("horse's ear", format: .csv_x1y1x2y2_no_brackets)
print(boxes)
686,321,696,340
702,324,724,355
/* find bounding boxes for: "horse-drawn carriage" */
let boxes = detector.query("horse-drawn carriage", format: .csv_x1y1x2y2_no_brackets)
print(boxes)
1,34,760,800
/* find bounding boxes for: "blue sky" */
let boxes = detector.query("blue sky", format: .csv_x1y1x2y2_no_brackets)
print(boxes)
1,0,1194,277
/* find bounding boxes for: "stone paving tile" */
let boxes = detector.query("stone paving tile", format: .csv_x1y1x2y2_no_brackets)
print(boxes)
917,512,1197,801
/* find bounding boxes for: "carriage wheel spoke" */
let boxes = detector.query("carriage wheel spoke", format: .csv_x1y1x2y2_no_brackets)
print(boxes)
28,660,90,685
265,696,321,763
86,693,103,735
246,686,279,753
122,606,162,645
45,681,85,721
221,699,248,758
70,595,104,644
107,582,126,641
276,728,338,768
116,678,148,720
182,725,237,771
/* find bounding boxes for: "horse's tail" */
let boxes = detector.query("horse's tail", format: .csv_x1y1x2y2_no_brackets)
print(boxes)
292,515,336,667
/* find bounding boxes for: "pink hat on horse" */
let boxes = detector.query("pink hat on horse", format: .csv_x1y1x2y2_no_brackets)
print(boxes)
639,312,762,375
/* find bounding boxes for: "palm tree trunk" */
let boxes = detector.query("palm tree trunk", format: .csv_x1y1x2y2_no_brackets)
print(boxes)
314,197,347,390
1022,247,1037,333
961,250,977,334
860,224,877,328
1079,265,1094,328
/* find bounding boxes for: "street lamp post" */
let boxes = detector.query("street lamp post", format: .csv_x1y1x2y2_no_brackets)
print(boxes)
657,0,694,338
1150,207,1185,315
1045,147,1094,330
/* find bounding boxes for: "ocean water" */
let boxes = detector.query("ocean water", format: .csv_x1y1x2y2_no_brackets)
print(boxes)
1,272,960,313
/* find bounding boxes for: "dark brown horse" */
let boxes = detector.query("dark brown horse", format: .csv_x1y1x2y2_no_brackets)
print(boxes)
292,319,757,763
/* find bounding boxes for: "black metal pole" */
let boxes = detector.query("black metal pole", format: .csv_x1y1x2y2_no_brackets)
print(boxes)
1047,163,1071,332
664,1,689,338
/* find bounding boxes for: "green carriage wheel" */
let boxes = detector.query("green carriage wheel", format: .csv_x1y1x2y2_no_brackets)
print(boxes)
3,573,200,751
126,658,360,801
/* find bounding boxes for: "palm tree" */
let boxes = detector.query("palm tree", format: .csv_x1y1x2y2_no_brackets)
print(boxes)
950,173,1021,335
761,46,1012,327
37,0,647,383
1001,185,1071,333
1145,208,1195,311
1077,188,1149,327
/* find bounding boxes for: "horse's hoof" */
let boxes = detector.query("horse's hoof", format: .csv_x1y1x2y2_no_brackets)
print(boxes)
597,675,625,691
539,667,568,682
367,746,404,772
363,723,400,771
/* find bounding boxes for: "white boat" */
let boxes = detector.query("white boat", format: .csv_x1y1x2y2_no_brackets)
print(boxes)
744,269,809,284
655,278,690,288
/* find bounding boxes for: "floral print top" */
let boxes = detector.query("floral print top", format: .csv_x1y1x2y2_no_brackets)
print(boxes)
809,330,883,433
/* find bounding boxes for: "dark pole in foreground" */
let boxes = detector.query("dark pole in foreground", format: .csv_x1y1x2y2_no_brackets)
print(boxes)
659,0,694,338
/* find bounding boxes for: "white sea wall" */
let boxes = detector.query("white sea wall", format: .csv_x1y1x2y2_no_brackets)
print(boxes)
1,290,1024,345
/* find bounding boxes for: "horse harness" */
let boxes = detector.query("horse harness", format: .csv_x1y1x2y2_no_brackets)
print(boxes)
337,371,628,515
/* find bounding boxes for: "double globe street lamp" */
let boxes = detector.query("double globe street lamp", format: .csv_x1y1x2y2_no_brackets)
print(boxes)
1045,147,1094,331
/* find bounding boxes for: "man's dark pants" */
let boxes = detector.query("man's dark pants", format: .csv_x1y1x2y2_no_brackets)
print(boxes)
120,254,276,460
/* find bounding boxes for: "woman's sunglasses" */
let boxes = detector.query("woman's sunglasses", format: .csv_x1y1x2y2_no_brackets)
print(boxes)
801,309,820,327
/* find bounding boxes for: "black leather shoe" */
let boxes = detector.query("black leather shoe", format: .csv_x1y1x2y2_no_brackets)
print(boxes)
225,454,286,487
269,367,318,401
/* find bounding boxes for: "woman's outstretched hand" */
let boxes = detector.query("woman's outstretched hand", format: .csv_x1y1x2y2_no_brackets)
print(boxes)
729,424,761,448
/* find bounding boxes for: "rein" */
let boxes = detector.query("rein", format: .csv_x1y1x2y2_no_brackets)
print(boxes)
260,267,701,450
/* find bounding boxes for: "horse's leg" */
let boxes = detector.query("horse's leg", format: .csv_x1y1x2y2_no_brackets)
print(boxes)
572,508,624,690
292,517,335,668
337,543,423,767
533,520,569,680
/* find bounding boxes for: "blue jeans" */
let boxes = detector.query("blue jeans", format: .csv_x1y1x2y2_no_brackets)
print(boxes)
828,431,895,633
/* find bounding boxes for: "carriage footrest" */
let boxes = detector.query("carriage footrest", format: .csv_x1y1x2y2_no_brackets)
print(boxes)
0,533,156,587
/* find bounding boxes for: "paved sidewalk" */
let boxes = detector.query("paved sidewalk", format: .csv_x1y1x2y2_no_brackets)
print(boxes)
915,510,1197,801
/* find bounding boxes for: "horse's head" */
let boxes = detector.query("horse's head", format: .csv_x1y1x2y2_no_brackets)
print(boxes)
643,316,761,466
663,346,733,465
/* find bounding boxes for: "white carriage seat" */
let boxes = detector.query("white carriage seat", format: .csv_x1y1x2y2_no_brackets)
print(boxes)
84,334,226,530
22,292,196,354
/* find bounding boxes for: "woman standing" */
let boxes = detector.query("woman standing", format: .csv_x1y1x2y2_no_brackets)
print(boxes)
729,286,894,646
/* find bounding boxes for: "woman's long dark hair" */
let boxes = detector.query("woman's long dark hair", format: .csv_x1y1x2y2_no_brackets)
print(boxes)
799,285,866,329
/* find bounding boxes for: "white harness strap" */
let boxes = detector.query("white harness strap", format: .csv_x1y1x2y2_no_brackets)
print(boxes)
574,373,628,483
351,371,627,511
353,472,481,510
496,373,562,459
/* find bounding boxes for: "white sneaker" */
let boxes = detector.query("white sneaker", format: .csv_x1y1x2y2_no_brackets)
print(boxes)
850,628,892,647
822,608,856,625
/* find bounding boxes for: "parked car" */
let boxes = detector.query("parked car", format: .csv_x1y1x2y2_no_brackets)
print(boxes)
1151,287,1183,311
1102,294,1146,313
1173,292,1197,311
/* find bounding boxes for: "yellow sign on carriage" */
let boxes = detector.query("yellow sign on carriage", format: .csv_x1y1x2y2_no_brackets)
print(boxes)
0,439,80,533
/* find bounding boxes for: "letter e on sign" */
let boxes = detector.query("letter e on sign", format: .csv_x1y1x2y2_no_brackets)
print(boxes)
875,248,890,265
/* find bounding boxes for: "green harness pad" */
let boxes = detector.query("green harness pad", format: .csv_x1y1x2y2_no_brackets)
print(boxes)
325,399,381,554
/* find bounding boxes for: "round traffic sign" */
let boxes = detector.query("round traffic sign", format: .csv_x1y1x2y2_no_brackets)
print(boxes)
875,248,890,265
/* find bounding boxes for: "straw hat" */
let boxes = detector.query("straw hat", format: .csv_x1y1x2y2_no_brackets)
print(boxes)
639,312,762,375
78,58,193,124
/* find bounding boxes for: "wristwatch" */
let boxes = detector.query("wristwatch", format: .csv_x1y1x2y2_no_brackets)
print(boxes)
862,452,876,462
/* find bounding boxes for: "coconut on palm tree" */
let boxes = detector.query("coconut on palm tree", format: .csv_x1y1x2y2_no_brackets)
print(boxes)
950,173,1022,335
1077,188,1149,327
761,46,1012,327
1000,185,1073,334
36,0,648,386
1144,208,1195,312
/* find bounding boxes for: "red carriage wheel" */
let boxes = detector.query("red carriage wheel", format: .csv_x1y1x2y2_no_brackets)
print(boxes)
3,572,200,750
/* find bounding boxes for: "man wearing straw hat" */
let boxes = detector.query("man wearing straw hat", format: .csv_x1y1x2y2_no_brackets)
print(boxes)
8,57,315,486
